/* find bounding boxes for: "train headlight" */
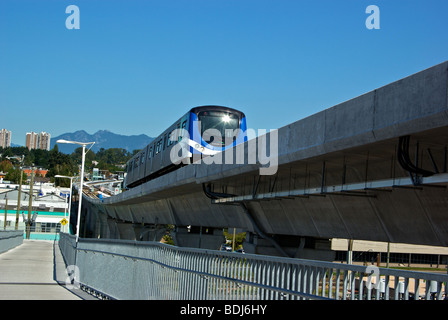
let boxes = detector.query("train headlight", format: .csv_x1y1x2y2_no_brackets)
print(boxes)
195,143,205,152
222,115,231,123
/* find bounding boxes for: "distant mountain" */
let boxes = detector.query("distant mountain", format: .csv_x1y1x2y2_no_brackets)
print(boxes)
11,143,23,147
51,130,154,154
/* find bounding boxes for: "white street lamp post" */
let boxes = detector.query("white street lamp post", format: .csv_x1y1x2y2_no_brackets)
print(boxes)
56,140,94,243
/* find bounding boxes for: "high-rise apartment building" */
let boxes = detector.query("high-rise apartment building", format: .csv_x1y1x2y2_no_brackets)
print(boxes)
38,131,51,151
26,131,51,151
0,129,12,148
26,132,38,150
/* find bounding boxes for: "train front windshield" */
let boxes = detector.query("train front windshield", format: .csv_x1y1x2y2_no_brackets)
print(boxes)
197,111,241,146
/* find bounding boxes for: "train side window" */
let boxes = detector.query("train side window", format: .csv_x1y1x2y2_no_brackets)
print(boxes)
176,122,181,143
156,139,162,154
169,129,176,146
141,151,145,164
169,132,173,146
134,156,139,168
179,120,187,142
148,147,153,159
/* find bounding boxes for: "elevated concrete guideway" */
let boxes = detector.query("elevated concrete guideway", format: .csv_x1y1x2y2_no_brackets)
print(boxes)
79,61,448,257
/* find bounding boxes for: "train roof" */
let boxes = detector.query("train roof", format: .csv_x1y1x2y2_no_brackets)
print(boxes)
189,105,245,117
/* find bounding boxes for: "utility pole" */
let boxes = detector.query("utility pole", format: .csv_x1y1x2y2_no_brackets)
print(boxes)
232,228,236,252
386,242,391,268
26,166,34,239
15,167,23,230
14,155,24,230
3,194,7,229
347,239,354,265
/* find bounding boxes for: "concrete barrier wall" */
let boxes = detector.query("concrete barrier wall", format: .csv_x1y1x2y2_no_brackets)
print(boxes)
280,61,448,164
0,231,24,254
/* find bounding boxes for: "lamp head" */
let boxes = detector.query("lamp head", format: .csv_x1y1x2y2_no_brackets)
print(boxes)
56,139,95,146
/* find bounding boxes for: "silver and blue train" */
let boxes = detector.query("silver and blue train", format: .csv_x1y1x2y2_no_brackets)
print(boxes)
124,105,247,188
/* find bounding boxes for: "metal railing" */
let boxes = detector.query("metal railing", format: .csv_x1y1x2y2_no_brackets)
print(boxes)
58,233,448,300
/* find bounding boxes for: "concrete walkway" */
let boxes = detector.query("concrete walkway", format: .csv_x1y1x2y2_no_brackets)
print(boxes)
0,240,93,300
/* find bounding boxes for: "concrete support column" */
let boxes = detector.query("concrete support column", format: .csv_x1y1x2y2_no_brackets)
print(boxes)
244,232,335,261
172,226,224,250
135,224,167,242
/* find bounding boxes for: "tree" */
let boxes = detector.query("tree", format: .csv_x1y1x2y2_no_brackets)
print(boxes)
46,146,77,187
70,146,96,169
32,148,49,168
1,144,132,186
0,160,13,173
5,168,27,184
94,148,130,172
223,229,246,250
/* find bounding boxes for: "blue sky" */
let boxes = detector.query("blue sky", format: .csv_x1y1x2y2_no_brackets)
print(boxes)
1,0,448,146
